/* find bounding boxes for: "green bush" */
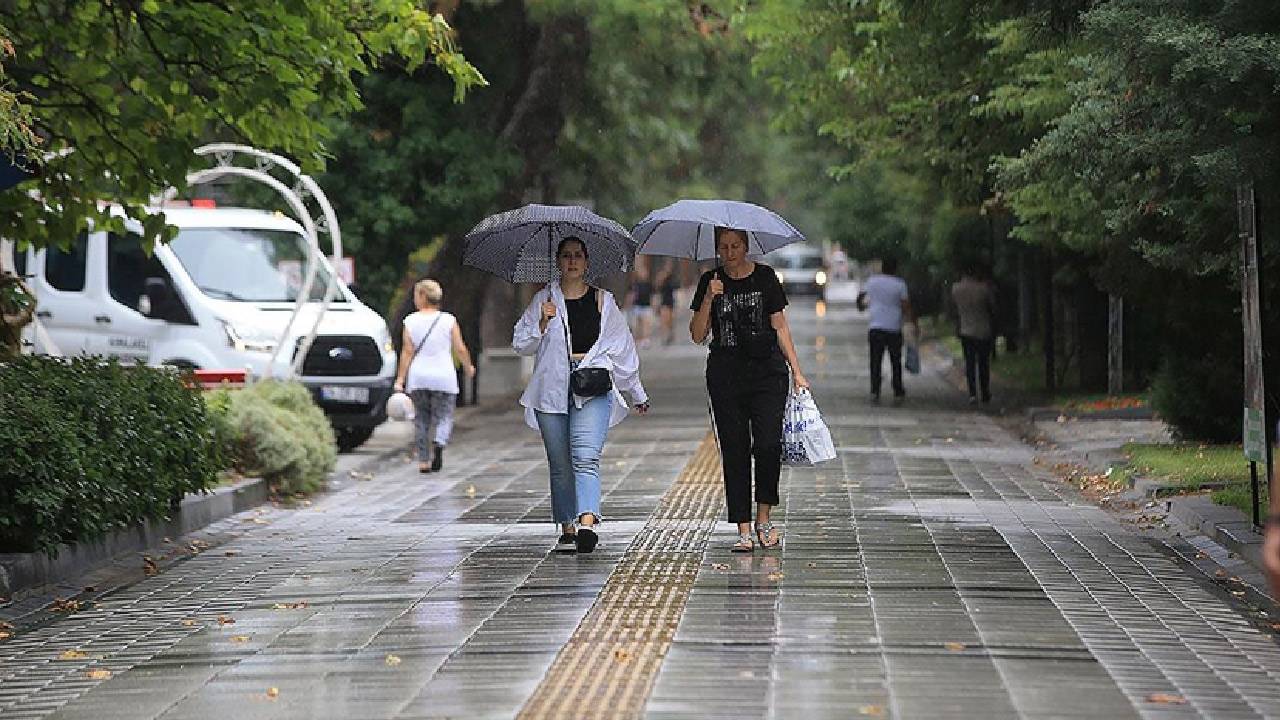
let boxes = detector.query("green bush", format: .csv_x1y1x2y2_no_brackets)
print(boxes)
1150,352,1242,442
0,356,222,553
206,380,336,495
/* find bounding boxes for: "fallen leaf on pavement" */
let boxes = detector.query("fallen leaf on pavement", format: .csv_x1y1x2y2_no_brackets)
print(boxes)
612,647,632,663
1215,569,1228,578
266,687,280,699
859,705,885,716
466,485,477,498
58,649,87,660
273,601,309,610
224,550,239,557
0,631,12,641
944,642,966,652
0,621,12,630
50,598,81,613
710,563,729,571
1146,693,1187,705
216,615,236,625
230,635,251,643
767,572,784,581
181,619,198,627
385,654,401,666
142,556,159,575
86,669,112,680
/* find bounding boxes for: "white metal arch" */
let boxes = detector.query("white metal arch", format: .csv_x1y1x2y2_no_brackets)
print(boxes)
174,145,347,379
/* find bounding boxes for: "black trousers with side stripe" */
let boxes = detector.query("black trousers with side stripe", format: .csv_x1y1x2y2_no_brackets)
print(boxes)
706,350,789,524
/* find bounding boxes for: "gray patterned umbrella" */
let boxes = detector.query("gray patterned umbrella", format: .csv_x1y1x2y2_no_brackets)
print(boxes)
462,204,636,284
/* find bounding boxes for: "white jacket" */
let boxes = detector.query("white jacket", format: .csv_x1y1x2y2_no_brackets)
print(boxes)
513,283,648,430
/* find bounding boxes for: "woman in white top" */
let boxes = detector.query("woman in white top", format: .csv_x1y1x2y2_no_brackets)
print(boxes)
513,237,649,553
394,279,476,473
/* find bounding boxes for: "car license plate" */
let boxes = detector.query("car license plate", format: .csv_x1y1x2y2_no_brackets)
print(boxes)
320,385,369,404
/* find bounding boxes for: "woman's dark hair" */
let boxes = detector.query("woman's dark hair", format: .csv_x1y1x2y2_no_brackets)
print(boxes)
557,236,588,258
881,255,899,275
714,226,747,249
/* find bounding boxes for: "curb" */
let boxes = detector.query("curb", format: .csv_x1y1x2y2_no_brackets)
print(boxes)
1167,495,1265,569
0,476,269,599
1027,406,1157,422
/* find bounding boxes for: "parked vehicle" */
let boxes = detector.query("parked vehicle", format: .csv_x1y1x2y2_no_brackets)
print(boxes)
768,244,828,299
3,205,395,451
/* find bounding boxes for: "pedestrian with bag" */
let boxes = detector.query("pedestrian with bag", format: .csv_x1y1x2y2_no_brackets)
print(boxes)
690,227,810,553
513,237,650,554
394,279,476,473
857,256,913,403
950,263,997,404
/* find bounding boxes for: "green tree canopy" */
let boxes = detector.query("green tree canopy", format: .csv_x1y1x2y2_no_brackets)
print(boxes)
0,0,484,250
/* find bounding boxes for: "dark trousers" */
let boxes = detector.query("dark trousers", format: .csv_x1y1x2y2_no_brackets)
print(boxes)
960,335,993,400
868,329,904,397
707,352,789,523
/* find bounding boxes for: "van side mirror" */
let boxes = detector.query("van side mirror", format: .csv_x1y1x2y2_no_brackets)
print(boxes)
144,276,174,319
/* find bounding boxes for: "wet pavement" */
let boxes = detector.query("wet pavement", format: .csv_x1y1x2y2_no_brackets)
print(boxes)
2,296,1279,719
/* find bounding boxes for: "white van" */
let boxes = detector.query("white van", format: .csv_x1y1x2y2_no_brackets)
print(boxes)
4,205,396,451
767,244,828,299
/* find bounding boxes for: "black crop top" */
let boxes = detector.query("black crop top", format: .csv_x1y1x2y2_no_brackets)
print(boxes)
565,287,601,353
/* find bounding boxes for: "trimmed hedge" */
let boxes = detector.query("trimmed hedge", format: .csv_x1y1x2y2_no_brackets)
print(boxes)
206,380,336,495
0,356,222,553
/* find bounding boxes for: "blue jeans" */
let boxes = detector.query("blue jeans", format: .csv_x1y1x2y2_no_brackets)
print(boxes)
535,393,611,524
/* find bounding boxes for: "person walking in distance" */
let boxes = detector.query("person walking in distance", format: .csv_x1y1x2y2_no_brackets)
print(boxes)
951,263,997,404
690,227,810,553
858,256,913,403
394,279,476,473
513,237,650,554
655,257,679,345
628,256,654,347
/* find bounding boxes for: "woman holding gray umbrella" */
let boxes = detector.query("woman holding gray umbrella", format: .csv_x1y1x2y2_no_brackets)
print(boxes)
511,236,650,554
633,200,811,553
690,227,809,552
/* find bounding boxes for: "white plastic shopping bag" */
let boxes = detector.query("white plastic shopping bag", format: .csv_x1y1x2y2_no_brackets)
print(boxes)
782,389,836,466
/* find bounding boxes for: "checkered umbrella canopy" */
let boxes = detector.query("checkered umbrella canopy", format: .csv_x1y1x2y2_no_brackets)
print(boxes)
463,204,636,284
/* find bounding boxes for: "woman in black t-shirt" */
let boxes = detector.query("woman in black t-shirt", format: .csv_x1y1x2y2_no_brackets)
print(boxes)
690,227,810,552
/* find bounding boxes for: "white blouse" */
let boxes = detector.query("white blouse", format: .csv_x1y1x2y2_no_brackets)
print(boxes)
512,283,648,430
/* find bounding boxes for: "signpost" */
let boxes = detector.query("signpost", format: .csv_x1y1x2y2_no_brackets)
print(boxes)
1238,182,1270,527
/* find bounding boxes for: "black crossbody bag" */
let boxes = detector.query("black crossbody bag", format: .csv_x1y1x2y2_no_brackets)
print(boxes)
560,291,613,397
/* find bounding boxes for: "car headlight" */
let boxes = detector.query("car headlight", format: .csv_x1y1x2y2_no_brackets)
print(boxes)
221,321,278,354
815,270,828,286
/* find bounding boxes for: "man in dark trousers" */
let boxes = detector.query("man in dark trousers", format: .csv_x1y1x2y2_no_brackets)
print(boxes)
858,256,913,403
951,263,997,404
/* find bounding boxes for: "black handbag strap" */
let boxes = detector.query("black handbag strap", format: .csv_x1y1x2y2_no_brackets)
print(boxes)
408,312,444,364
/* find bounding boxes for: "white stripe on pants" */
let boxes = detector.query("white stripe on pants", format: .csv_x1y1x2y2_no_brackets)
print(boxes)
409,389,457,460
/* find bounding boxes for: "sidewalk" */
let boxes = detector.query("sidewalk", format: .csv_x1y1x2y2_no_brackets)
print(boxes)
2,297,1279,719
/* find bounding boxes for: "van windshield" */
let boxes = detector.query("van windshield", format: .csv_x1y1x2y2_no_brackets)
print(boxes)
168,228,347,303
775,254,824,270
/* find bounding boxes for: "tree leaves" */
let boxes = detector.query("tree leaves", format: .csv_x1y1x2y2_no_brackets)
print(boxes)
0,2,484,250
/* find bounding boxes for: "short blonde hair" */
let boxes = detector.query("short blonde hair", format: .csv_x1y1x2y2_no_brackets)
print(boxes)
414,278,443,305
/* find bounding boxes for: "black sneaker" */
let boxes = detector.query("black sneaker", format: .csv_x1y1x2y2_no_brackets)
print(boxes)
431,443,443,472
575,528,598,554
555,533,577,553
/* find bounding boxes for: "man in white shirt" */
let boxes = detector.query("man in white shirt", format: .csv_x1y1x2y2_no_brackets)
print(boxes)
857,256,912,402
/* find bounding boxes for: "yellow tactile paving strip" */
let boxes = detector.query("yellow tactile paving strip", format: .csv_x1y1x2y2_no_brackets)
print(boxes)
517,433,721,720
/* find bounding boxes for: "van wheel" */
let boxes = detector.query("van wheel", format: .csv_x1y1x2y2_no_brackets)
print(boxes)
334,426,374,453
